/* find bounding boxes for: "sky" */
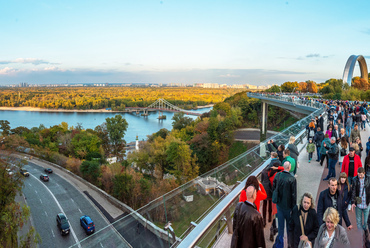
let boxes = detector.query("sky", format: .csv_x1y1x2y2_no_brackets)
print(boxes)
1,0,370,86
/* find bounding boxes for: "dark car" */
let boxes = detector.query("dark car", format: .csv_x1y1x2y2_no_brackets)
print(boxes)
80,215,95,234
44,168,53,174
20,169,30,177
40,174,49,181
56,213,70,235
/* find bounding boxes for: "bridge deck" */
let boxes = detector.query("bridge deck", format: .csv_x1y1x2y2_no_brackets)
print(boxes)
214,118,368,248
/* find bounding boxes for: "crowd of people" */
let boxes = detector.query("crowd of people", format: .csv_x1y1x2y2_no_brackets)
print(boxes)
231,100,370,248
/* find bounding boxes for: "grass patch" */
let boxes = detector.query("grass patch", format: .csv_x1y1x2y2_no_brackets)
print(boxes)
228,141,255,160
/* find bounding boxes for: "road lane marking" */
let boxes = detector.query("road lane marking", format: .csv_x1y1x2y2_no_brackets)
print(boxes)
35,190,38,194
29,174,81,248
78,208,82,214
100,243,104,248
44,211,48,217
51,230,55,238
40,199,42,204
71,199,75,203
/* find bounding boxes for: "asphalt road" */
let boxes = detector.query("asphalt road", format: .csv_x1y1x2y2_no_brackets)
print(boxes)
22,161,129,248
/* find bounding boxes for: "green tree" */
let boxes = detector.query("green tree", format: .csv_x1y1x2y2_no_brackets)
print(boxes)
0,120,11,136
265,85,281,93
0,156,40,247
80,160,101,183
105,115,128,159
166,139,199,183
171,112,193,130
71,131,102,159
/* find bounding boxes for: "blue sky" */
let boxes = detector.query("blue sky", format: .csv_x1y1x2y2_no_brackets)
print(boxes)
1,0,369,86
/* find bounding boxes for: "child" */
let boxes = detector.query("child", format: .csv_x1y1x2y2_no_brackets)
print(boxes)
306,138,315,163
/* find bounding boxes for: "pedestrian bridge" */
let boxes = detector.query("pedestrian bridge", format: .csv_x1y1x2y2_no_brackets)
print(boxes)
72,93,366,248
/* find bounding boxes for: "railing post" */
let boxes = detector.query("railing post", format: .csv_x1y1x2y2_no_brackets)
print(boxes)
260,101,268,141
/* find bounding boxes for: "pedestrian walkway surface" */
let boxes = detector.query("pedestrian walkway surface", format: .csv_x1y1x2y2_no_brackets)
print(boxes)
215,121,370,248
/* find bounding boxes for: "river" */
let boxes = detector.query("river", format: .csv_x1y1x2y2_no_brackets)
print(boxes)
0,108,212,143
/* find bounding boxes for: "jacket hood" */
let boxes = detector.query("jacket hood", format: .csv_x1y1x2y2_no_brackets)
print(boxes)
316,130,323,135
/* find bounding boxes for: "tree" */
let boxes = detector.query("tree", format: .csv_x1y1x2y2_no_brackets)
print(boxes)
80,160,101,183
0,156,40,247
171,112,193,130
281,81,299,93
306,80,318,93
166,139,199,183
105,115,128,159
352,76,370,91
298,82,307,92
0,120,11,136
265,85,280,93
71,132,102,159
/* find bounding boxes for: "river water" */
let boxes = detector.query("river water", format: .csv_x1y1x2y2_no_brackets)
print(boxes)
0,108,212,143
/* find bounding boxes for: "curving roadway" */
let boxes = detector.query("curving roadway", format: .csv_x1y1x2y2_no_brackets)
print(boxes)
22,161,130,248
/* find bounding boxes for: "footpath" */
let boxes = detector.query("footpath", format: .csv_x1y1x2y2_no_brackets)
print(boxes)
215,119,369,248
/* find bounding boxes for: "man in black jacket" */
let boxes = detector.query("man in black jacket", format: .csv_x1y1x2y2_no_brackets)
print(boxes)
272,161,297,248
313,127,324,161
231,186,265,248
317,178,353,230
351,167,370,231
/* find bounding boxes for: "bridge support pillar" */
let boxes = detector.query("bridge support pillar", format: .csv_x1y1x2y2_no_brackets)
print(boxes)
260,101,268,142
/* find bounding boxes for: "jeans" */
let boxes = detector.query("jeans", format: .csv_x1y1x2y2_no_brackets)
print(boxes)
362,121,366,130
316,146,321,160
346,126,351,137
325,158,337,179
355,205,370,230
309,152,313,160
275,205,292,247
348,176,354,186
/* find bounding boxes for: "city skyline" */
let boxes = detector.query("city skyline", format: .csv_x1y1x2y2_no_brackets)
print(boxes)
1,0,370,85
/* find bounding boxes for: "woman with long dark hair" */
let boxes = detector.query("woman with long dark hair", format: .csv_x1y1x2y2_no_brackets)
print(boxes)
239,175,267,213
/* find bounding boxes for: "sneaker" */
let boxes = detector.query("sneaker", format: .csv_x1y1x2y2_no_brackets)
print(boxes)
309,159,311,163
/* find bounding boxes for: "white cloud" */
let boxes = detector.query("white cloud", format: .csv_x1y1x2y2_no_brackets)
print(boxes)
0,67,18,75
219,73,240,78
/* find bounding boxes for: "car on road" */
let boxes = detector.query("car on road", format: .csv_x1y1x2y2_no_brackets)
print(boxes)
40,174,49,181
44,168,53,174
56,213,70,235
80,215,95,234
20,169,30,177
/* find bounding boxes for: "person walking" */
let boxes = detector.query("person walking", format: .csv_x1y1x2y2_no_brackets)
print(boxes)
231,186,266,248
346,113,353,137
272,161,297,248
351,167,370,232
338,172,351,212
341,147,363,185
338,137,349,168
350,124,361,145
323,137,339,181
317,178,352,229
306,138,315,163
288,193,319,248
314,207,350,248
320,134,331,167
314,127,324,162
288,136,299,175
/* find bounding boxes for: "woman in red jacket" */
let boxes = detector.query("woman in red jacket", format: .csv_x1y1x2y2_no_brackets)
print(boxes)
239,175,266,213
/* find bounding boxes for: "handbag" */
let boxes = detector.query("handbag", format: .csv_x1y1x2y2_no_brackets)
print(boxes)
298,214,308,248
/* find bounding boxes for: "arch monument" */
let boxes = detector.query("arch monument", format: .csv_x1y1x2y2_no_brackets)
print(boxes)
342,55,368,86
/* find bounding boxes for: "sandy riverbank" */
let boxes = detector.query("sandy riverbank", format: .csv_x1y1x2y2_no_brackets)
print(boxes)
0,107,122,113
0,105,214,113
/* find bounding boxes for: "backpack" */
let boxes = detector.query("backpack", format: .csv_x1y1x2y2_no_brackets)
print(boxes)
309,129,315,137
340,147,347,156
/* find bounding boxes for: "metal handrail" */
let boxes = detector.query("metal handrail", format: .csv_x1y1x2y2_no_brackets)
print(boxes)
176,93,325,248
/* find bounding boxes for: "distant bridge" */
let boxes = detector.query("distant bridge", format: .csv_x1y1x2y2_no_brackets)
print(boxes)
125,98,202,116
